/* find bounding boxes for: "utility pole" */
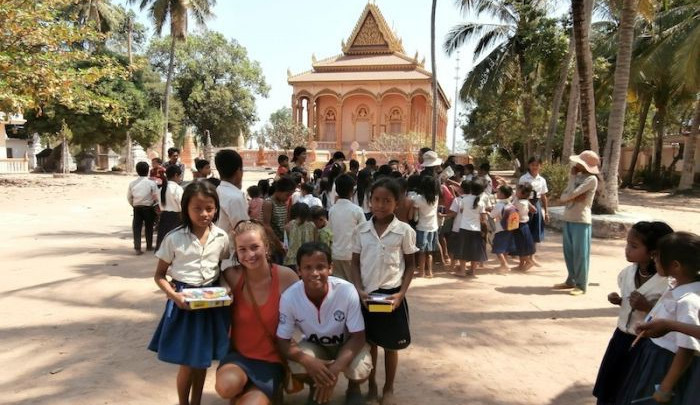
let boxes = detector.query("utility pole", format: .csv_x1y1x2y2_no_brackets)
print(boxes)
452,51,460,154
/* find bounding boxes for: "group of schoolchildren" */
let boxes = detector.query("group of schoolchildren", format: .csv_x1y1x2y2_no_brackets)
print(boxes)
129,145,700,405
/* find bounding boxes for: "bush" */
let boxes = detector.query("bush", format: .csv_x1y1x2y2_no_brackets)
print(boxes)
633,166,680,191
540,162,569,203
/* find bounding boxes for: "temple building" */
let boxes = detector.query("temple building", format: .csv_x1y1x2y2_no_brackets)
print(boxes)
288,3,450,152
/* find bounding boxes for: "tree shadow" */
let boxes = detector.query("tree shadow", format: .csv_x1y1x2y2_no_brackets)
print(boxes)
548,382,595,405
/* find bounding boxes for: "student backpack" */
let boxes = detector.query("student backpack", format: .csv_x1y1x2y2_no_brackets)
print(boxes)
501,203,520,231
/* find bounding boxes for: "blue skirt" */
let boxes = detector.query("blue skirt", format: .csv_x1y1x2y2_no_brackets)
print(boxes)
148,281,231,368
492,230,515,254
615,340,690,405
681,356,700,405
593,328,643,405
218,352,284,400
528,199,545,243
453,229,487,262
512,223,535,256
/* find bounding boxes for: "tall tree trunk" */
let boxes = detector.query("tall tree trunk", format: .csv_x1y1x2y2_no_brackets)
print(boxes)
678,97,700,190
623,96,652,187
125,15,134,174
430,0,438,150
162,35,177,158
562,70,580,161
544,36,574,162
653,104,666,175
572,0,599,153
597,0,639,213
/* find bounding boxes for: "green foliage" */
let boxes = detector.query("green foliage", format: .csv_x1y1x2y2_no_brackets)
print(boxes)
148,31,269,146
633,166,681,191
540,162,569,202
0,0,129,113
257,107,310,151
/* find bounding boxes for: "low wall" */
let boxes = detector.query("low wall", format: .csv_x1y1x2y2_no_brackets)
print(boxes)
547,206,653,239
0,158,29,174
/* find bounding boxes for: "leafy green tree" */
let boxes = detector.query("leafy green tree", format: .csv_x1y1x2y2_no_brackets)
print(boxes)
66,0,124,33
148,31,268,146
258,107,310,151
127,0,215,155
0,0,128,114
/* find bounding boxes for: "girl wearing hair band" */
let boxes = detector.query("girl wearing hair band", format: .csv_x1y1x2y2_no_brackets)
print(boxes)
215,220,298,405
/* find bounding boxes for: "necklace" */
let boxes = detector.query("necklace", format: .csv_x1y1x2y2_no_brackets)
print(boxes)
638,266,652,278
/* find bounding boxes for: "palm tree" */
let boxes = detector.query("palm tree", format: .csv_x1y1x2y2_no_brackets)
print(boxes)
571,0,599,153
69,0,124,33
596,0,643,213
444,0,551,159
128,0,215,156
430,0,438,150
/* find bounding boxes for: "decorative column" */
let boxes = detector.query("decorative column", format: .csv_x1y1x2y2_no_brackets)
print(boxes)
405,100,412,133
336,101,343,149
306,99,313,130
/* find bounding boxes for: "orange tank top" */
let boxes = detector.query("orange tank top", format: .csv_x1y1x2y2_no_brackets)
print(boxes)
231,265,281,364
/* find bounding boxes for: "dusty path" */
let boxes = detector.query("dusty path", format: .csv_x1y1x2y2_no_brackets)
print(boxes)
0,172,696,405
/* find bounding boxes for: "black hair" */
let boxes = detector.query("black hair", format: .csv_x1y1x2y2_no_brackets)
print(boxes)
470,179,486,209
161,164,182,202
327,163,344,188
390,171,403,178
180,181,220,231
290,202,311,223
479,162,490,173
247,185,261,199
656,232,700,281
418,175,438,205
453,164,464,177
167,147,180,157
136,161,149,176
257,179,271,198
498,185,513,198
310,206,328,220
313,168,323,180
366,158,377,167
215,149,243,179
206,177,221,187
292,146,306,163
465,164,475,172
151,157,163,164
395,177,408,194
301,182,314,194
370,177,401,201
278,154,289,165
517,183,533,198
388,159,399,166
335,173,355,199
406,174,421,193
195,158,210,172
296,241,332,267
290,171,303,185
356,169,373,207
375,164,393,179
630,221,674,274
332,151,345,161
419,147,432,157
319,178,331,207
349,159,359,171
460,180,472,194
273,176,296,193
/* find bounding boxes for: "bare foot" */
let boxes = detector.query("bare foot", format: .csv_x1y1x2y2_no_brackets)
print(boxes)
452,271,467,278
531,257,542,267
521,261,534,272
426,272,434,278
510,265,522,272
495,265,509,273
366,382,379,405
381,390,398,405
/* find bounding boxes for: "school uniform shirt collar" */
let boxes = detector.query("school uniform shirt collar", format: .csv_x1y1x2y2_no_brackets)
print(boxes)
357,215,403,239
219,180,242,192
670,281,700,298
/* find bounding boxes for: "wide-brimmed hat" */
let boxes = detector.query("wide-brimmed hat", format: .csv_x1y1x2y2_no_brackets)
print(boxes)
422,150,442,167
569,150,600,174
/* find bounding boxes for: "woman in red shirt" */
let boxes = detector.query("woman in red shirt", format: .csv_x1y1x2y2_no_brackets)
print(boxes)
216,220,299,404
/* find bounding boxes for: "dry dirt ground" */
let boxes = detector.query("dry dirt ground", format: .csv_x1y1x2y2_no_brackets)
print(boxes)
1,172,698,405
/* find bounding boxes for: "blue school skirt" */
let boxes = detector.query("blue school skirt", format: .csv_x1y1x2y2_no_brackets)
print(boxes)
453,229,488,262
615,340,691,405
148,280,231,368
593,328,644,405
512,223,535,256
491,230,515,254
528,198,545,243
681,356,700,405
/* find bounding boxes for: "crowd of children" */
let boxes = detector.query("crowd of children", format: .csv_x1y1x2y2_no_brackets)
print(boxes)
129,146,700,405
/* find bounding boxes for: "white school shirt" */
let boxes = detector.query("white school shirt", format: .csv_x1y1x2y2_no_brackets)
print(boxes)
277,276,364,346
291,189,302,205
351,216,418,293
298,194,322,208
127,176,158,207
155,225,230,286
616,265,669,335
451,198,463,232
159,182,184,212
329,199,366,260
490,199,510,233
647,281,700,353
453,195,485,232
513,197,530,223
518,172,549,198
216,180,249,237
411,194,439,232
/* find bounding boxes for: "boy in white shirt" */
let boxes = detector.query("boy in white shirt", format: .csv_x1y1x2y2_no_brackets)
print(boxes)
214,149,248,267
277,242,371,405
328,174,366,281
127,161,158,254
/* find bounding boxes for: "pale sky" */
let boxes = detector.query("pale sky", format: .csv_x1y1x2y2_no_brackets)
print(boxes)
121,0,568,151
